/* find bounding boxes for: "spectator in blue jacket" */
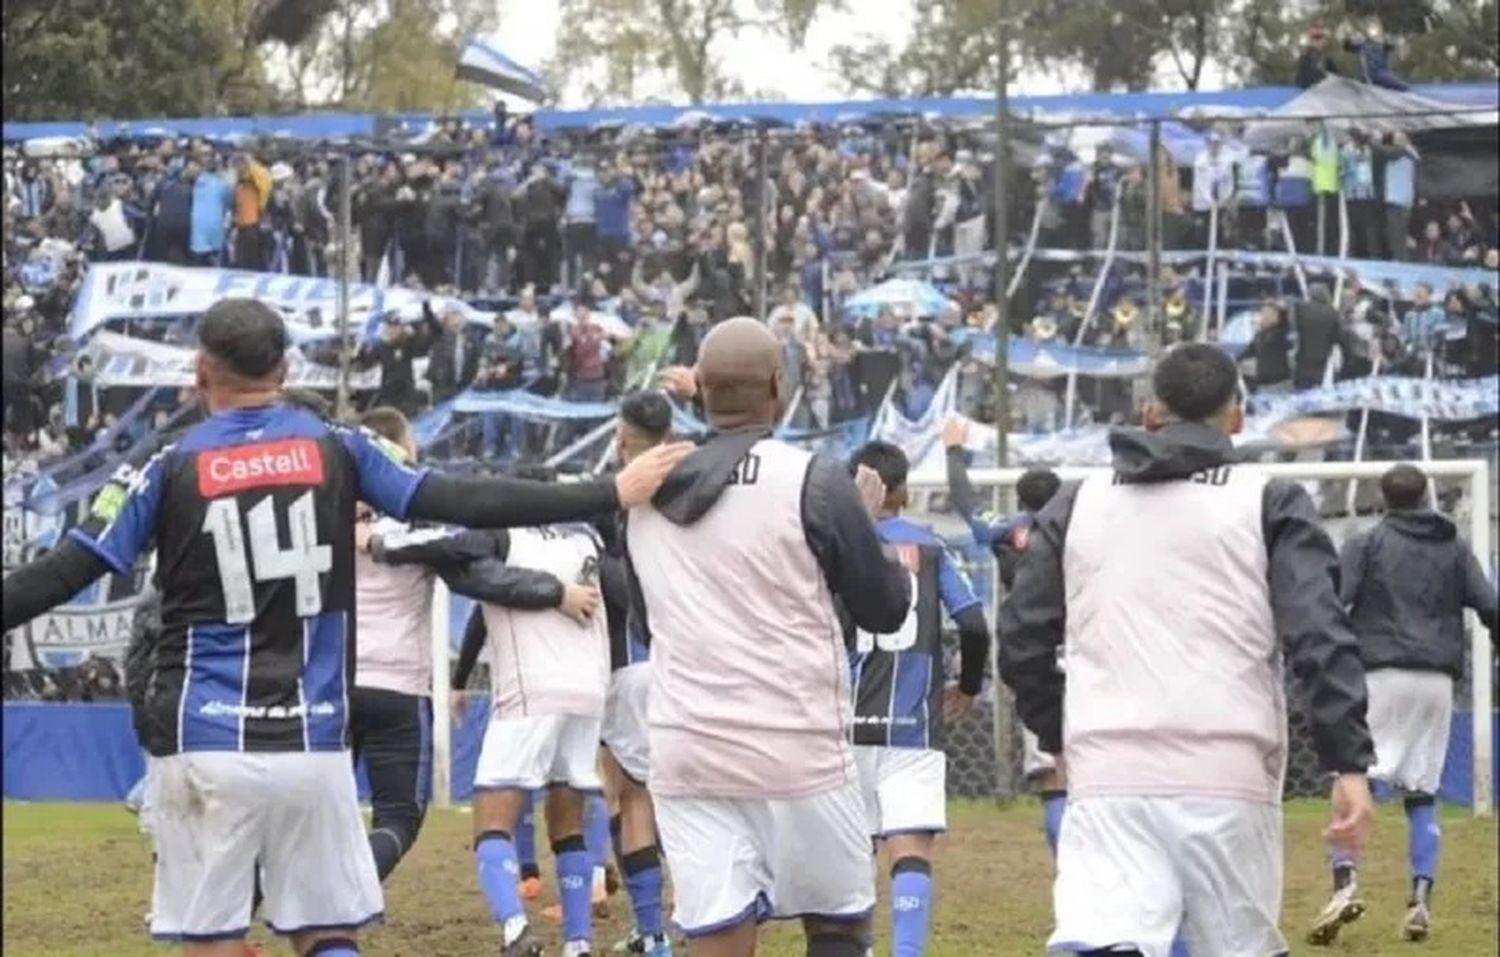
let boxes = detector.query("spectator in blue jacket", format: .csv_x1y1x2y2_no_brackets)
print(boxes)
594,160,636,290
1345,17,1410,91
1377,132,1418,261
189,155,233,266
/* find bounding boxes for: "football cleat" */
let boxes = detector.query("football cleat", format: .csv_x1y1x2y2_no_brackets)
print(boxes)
1402,901,1431,942
1306,884,1365,946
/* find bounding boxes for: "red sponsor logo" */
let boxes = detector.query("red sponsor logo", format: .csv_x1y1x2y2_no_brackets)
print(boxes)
198,438,325,498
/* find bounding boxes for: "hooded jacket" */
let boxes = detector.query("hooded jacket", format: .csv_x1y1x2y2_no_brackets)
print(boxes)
625,430,910,800
997,421,1373,804
1341,510,1498,678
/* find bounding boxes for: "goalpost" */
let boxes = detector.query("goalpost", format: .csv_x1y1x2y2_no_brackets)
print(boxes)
903,458,1494,819
424,458,1493,818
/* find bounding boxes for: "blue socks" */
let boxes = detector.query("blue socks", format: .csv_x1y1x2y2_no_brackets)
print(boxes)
1169,935,1191,957
584,793,612,873
1041,789,1067,857
1405,794,1440,903
621,845,665,938
475,830,525,926
516,790,539,880
554,834,593,946
306,941,359,957
890,857,933,957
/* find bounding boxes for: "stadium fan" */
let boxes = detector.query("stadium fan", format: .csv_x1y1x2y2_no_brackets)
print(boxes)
845,439,990,957
0,297,690,956
997,342,1377,957
1308,463,1498,946
624,317,911,957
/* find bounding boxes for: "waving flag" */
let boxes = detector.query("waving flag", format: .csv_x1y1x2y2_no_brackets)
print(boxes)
456,39,545,103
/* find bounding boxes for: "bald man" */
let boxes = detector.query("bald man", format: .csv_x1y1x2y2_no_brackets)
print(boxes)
626,319,911,957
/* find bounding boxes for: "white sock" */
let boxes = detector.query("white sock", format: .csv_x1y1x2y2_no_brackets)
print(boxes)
502,914,528,946
592,864,606,893
563,940,591,957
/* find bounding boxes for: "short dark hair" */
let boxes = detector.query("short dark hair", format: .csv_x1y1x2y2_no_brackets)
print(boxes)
1380,463,1428,510
281,388,332,419
360,406,411,447
848,440,909,494
199,298,287,379
619,391,673,440
1152,343,1240,423
1017,468,1062,513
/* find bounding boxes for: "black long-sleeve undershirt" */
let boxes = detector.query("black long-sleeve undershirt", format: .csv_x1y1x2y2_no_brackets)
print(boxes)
2,539,110,632
952,604,989,696
407,472,619,528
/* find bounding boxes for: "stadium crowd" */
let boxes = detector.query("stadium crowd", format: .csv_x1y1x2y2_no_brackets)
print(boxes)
4,103,1499,468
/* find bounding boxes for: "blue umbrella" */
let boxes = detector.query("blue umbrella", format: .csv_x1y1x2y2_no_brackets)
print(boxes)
842,278,955,319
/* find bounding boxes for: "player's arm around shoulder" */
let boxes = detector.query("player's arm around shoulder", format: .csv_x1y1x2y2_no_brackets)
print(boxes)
803,453,911,634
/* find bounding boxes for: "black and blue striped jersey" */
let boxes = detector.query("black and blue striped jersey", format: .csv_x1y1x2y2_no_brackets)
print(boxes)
849,516,981,750
69,404,428,755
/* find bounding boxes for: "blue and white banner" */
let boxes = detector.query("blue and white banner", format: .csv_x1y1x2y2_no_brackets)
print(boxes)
69,262,489,344
451,389,618,420
965,335,1152,379
78,331,382,390
1250,375,1499,422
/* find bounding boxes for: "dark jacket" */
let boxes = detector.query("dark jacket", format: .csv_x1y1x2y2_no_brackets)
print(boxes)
1292,298,1350,389
1341,510,1498,678
124,585,163,752
425,322,485,399
1295,48,1339,89
1253,316,1292,386
996,421,1374,775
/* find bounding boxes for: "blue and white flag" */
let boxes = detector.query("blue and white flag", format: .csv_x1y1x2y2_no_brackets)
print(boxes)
457,39,546,103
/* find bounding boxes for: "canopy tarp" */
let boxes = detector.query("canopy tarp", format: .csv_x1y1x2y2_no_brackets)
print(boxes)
1243,76,1498,153
8,84,1493,144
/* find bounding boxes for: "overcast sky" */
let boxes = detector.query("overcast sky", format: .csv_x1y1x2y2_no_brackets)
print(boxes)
492,0,1147,108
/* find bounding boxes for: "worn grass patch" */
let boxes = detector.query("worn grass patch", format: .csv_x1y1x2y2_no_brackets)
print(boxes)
3,799,1495,955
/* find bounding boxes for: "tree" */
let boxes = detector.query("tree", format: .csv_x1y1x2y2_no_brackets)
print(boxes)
271,0,499,112
3,0,231,120
552,0,840,106
830,0,1003,97
1226,0,1497,86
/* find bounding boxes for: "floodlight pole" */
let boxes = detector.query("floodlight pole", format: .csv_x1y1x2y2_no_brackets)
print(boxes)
335,154,354,421
753,126,769,319
993,0,1011,472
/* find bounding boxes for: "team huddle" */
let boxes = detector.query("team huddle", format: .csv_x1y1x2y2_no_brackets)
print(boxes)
2,300,1496,957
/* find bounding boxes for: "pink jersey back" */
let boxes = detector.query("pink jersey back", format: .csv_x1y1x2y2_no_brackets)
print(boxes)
354,517,434,698
484,526,609,719
626,439,856,800
1062,467,1286,804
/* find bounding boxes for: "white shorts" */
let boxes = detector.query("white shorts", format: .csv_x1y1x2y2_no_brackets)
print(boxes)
1050,796,1286,957
474,713,603,793
655,778,875,938
1367,669,1454,795
1022,728,1059,780
148,750,382,942
602,664,652,784
854,746,947,837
